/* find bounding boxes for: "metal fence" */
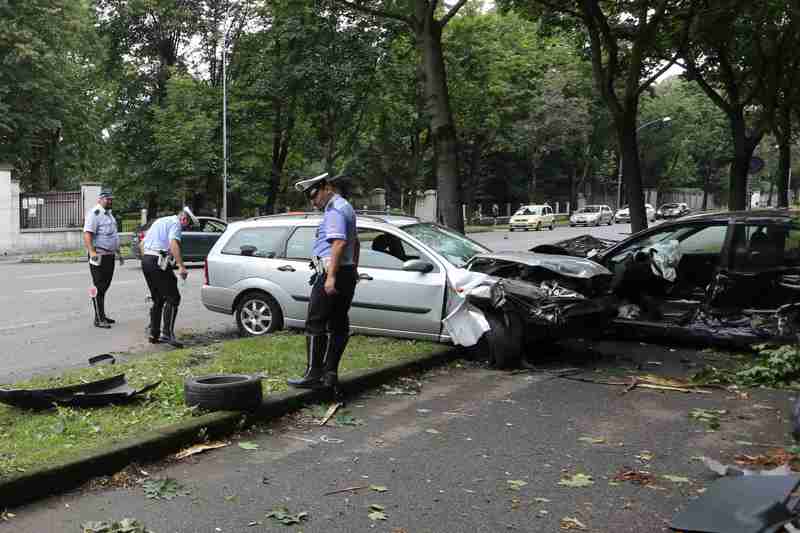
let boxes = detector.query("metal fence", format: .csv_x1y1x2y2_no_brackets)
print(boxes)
20,191,83,230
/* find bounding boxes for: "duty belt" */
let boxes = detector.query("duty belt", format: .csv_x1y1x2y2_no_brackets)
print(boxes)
312,256,331,274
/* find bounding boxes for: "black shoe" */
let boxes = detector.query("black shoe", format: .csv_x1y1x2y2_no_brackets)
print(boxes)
94,319,111,329
159,303,183,348
324,372,344,402
102,317,116,324
158,334,184,348
148,335,160,344
287,335,328,388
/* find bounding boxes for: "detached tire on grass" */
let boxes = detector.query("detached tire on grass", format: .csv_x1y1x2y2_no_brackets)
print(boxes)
184,374,263,412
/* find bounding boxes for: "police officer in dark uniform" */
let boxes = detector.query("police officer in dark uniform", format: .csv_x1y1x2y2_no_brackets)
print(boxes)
83,190,123,328
140,206,198,347
287,173,360,394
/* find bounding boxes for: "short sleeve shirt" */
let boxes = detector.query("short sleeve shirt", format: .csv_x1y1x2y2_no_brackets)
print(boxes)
142,215,182,252
312,194,357,265
83,205,120,253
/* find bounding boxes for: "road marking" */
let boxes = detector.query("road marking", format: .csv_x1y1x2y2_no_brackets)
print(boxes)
25,287,77,294
20,271,87,280
0,320,51,332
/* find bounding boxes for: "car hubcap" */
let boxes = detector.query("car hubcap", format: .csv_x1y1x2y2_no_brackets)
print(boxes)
241,299,272,335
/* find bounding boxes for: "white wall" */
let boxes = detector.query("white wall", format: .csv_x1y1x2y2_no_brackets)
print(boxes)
0,167,105,254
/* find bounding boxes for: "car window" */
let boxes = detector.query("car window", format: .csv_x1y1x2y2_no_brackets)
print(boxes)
607,224,727,265
403,223,490,268
221,227,287,258
731,222,800,270
285,226,317,260
202,220,226,233
358,228,427,270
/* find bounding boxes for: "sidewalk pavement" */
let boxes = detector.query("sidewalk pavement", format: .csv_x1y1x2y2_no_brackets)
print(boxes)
0,348,459,508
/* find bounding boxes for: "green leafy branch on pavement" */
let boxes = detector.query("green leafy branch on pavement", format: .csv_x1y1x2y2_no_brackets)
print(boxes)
0,334,441,477
692,344,800,389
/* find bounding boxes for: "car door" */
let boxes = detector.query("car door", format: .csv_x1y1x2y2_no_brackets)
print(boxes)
709,220,800,310
270,225,317,323
349,226,447,341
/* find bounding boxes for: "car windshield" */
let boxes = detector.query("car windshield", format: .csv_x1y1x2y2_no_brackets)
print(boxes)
402,223,491,268
662,203,679,209
514,207,540,215
578,207,601,213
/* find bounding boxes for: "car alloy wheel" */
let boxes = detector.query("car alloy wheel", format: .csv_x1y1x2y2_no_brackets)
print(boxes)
236,292,282,336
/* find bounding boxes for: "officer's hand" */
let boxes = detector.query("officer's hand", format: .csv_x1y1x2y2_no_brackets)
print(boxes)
118,255,125,266
179,266,188,280
324,275,338,296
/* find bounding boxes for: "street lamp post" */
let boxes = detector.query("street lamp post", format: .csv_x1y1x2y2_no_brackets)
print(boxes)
617,116,672,210
222,39,227,221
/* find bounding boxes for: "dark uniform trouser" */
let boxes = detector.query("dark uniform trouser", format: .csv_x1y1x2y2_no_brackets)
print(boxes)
90,254,115,320
141,255,181,337
306,266,357,374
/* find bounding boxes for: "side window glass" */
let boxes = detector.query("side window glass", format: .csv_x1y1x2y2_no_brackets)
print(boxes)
733,223,795,270
285,226,317,260
678,225,727,254
358,228,426,270
785,225,800,266
203,221,225,233
222,227,286,257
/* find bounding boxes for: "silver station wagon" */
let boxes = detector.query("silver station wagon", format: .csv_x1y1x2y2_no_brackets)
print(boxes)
201,213,492,341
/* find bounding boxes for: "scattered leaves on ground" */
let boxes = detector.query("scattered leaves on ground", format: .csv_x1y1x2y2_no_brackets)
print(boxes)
238,441,259,450
558,473,594,488
81,518,153,533
368,504,387,521
266,507,309,526
734,449,800,471
370,485,388,492
612,469,656,485
334,412,365,426
560,517,588,530
0,511,15,521
689,408,726,430
635,451,654,463
578,436,606,444
507,479,528,491
142,478,190,500
534,497,551,503
425,428,441,435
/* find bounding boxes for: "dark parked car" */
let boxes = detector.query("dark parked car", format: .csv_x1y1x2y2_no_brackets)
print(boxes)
132,216,227,262
656,202,691,219
535,210,800,347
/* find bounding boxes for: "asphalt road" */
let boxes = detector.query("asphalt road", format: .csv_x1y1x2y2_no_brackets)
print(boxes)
0,261,237,384
0,222,647,384
9,340,795,533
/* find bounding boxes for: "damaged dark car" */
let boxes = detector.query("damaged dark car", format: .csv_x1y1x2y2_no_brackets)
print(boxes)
534,210,800,348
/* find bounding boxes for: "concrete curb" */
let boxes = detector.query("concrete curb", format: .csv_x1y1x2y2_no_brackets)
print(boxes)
0,348,459,508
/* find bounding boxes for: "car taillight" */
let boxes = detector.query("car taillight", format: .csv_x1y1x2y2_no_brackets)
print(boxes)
203,258,209,285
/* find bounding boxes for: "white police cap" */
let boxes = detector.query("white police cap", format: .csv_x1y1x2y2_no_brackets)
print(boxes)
182,206,199,225
294,172,330,196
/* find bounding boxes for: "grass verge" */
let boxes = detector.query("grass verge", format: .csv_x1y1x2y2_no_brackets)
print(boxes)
0,333,442,478
32,244,133,262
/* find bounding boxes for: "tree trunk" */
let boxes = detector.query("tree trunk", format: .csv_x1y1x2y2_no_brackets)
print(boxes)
415,12,462,232
617,111,647,233
777,135,791,209
528,164,537,204
702,169,710,211
265,100,294,215
728,110,762,211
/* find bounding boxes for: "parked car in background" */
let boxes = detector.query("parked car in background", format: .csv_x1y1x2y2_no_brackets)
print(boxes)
508,204,555,231
614,204,656,224
569,205,614,226
657,202,690,219
132,216,227,262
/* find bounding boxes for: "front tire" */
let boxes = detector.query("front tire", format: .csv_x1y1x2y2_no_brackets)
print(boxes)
235,291,283,337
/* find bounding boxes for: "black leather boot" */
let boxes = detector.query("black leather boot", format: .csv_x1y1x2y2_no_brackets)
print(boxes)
92,297,110,329
159,303,184,348
323,334,349,399
148,302,162,343
287,335,327,388
97,293,115,324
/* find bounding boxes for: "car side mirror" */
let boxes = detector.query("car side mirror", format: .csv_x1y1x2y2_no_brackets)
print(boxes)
402,259,434,273
240,245,257,257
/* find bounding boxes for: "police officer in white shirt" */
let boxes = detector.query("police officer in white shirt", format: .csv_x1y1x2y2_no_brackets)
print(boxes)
83,190,123,328
140,206,198,347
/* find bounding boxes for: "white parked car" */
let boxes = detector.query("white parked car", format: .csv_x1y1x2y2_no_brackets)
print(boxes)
614,204,656,224
508,204,555,231
569,205,614,227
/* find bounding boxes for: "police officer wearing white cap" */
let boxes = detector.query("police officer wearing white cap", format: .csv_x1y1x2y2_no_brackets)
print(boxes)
83,189,123,328
140,206,198,347
287,173,359,396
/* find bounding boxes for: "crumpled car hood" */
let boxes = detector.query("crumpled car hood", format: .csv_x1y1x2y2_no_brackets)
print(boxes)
469,251,612,279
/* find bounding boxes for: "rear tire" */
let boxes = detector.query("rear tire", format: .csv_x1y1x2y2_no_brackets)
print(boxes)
235,291,283,337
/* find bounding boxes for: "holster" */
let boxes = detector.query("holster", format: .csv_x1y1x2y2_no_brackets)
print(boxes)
157,251,173,271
